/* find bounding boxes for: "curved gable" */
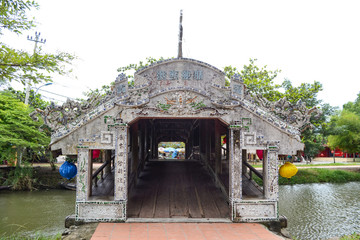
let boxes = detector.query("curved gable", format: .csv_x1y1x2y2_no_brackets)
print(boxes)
134,58,226,96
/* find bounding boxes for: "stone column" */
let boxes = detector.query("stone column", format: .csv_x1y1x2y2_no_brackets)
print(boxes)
229,127,242,203
114,125,128,201
76,148,90,201
263,144,279,200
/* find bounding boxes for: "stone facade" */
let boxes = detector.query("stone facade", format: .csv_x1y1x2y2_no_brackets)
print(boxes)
36,58,317,222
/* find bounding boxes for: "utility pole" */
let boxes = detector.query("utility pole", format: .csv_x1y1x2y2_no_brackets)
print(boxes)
25,32,46,105
178,10,183,58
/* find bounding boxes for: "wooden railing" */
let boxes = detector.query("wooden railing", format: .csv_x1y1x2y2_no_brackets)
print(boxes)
92,154,114,187
243,161,263,181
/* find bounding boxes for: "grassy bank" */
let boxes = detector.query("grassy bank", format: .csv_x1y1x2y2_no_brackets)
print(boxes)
0,233,61,240
340,233,360,240
279,168,360,185
254,168,360,185
252,162,360,168
0,165,73,191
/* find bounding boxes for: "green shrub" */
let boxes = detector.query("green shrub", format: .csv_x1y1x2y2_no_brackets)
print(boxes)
0,232,61,240
340,233,360,240
278,168,360,185
4,165,36,190
253,168,360,185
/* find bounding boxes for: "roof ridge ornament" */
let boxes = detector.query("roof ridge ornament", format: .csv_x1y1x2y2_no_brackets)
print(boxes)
178,10,183,58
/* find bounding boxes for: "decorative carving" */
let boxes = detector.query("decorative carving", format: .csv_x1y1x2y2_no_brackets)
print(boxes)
231,73,244,99
155,91,206,115
252,95,322,130
242,132,256,145
100,131,114,144
230,129,242,203
76,149,88,201
114,126,128,201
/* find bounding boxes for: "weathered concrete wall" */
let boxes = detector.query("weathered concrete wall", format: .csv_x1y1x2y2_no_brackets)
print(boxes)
51,107,122,155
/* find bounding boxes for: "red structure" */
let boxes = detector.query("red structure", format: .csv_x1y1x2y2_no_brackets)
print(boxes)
316,147,358,158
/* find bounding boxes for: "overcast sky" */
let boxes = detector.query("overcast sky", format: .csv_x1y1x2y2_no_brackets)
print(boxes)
3,0,360,108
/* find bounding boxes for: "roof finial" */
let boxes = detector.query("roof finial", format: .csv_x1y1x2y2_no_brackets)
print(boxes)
178,10,183,58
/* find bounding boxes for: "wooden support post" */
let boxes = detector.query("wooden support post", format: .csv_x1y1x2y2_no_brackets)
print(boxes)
242,149,247,176
199,120,204,162
131,123,139,184
104,150,112,175
138,121,145,174
215,120,221,175
205,120,211,165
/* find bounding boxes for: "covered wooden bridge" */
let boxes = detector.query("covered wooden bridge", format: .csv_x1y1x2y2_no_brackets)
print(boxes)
38,58,312,223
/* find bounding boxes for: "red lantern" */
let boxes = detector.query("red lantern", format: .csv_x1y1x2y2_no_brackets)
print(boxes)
256,150,264,160
92,149,100,159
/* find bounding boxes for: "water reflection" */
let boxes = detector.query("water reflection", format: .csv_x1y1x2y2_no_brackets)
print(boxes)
279,182,360,240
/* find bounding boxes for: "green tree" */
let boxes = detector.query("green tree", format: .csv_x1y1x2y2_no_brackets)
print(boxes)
224,58,332,159
81,57,168,102
224,58,282,100
328,110,360,161
117,56,167,86
343,92,360,116
0,91,50,164
0,0,37,34
281,79,323,107
5,86,49,109
281,80,328,159
0,0,74,85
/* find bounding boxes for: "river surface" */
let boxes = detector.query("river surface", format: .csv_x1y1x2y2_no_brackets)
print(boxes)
279,182,360,240
0,190,75,238
0,183,359,239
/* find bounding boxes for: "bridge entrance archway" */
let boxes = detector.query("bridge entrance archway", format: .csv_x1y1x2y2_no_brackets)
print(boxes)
126,117,230,219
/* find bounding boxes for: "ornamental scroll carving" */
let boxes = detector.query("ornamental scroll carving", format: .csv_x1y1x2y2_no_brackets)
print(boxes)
251,94,322,130
155,91,207,115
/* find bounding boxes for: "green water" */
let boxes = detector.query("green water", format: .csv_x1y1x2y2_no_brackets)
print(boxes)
1,183,360,239
0,190,75,238
279,182,360,240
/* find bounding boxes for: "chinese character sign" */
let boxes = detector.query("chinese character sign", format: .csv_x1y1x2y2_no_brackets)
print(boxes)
157,70,203,81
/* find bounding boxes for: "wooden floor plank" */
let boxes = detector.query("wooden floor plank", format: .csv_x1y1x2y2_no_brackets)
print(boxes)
127,161,229,219
191,167,221,218
154,180,170,218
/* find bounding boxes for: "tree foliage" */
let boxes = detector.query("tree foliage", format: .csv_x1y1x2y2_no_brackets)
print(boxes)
5,86,49,109
117,56,166,85
0,91,50,163
343,92,360,116
81,57,168,101
0,0,38,35
224,58,331,159
328,110,360,158
0,0,75,85
328,94,360,159
224,59,282,100
281,79,323,107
